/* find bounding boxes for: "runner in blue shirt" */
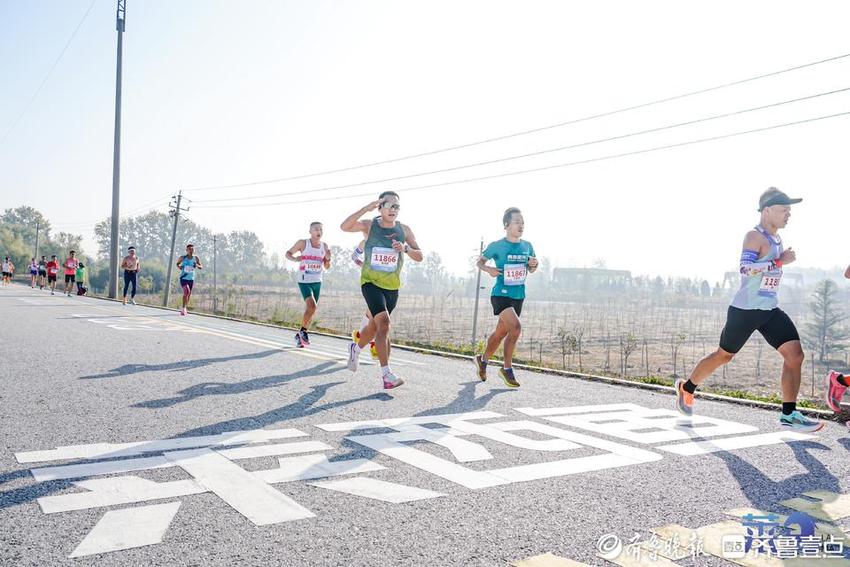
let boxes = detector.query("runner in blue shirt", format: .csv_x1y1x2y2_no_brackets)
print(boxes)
473,207,537,388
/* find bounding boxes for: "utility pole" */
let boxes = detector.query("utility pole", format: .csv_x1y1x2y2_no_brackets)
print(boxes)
108,0,127,299
163,191,188,307
34,222,40,260
471,237,484,348
213,235,218,313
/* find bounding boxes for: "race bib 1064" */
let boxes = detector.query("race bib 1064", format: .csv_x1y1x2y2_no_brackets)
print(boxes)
503,263,528,286
370,247,399,273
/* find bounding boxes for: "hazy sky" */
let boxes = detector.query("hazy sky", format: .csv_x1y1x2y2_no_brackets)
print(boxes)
2,0,849,282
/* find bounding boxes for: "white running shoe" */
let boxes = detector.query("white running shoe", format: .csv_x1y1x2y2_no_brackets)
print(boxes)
347,342,360,372
382,372,404,389
130,299,136,305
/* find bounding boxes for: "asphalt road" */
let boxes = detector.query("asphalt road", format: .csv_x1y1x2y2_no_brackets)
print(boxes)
2,283,850,567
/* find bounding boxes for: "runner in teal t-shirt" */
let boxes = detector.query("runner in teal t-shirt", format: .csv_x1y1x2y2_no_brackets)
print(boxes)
474,207,537,388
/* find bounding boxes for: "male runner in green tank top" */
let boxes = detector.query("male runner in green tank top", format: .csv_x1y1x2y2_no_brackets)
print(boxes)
341,191,423,389
674,188,821,432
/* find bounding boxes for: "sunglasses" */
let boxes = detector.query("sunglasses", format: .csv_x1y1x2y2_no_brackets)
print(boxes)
381,203,401,211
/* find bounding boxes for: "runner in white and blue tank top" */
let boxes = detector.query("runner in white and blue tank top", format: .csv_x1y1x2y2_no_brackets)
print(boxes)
825,263,850,414
674,188,821,433
286,222,332,347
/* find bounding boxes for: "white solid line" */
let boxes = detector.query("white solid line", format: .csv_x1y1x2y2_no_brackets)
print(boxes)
254,454,385,483
657,431,814,455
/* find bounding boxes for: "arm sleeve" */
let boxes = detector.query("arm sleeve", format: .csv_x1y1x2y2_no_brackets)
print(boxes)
739,249,778,276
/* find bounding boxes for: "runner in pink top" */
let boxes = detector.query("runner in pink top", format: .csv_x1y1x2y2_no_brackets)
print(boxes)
63,251,79,297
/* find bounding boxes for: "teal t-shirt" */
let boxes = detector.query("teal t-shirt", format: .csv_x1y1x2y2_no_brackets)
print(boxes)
482,238,535,299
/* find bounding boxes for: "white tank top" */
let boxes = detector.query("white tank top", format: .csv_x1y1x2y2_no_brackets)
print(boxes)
298,241,326,283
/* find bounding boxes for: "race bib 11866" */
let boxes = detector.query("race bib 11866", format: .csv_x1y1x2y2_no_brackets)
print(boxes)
370,247,399,273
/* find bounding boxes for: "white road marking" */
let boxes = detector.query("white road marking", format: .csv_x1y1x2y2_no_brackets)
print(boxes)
163,448,314,525
310,477,444,503
69,502,181,558
39,476,205,514
657,431,813,455
253,454,385,483
16,428,309,463
215,441,332,460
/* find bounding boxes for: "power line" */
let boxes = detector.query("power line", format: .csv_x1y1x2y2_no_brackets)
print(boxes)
193,86,850,204
0,0,99,148
192,109,850,209
183,51,850,193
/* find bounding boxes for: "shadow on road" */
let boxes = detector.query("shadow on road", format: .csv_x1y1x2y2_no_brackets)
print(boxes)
79,348,281,380
133,360,340,408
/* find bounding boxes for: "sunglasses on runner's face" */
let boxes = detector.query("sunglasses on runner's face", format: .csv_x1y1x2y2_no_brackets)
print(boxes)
381,203,401,211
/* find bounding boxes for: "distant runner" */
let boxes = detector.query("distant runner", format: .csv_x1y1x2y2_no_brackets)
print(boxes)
1,257,13,286
825,263,850,416
341,191,423,389
46,255,59,295
75,262,87,295
28,258,38,288
37,256,47,290
177,244,202,316
286,222,332,348
122,246,141,305
63,251,79,297
675,188,821,432
473,207,537,388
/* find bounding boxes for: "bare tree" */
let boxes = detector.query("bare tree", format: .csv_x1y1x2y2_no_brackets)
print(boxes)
669,331,688,377
620,332,638,377
803,279,848,364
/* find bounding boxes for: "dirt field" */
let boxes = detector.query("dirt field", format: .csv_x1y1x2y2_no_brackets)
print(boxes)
133,282,849,404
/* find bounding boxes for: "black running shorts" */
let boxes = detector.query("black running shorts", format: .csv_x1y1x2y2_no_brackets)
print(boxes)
64,274,75,284
491,296,524,317
719,306,800,354
362,283,399,317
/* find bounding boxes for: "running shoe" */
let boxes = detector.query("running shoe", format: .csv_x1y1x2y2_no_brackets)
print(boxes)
499,367,520,388
299,329,310,346
826,370,847,412
673,378,694,416
50,291,54,295
369,341,378,360
130,298,136,305
382,372,404,389
779,411,824,433
295,333,304,348
352,330,361,343
347,342,360,372
473,355,487,381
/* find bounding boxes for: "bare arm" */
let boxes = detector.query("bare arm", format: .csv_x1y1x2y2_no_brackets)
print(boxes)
400,225,423,262
176,255,184,269
738,230,794,276
323,246,332,269
285,240,305,262
195,257,203,270
341,201,381,233
476,255,500,278
845,265,850,279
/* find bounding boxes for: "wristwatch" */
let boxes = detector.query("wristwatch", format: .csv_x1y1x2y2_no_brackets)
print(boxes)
403,244,411,254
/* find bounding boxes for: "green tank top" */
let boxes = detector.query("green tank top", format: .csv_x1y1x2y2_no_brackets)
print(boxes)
361,218,405,290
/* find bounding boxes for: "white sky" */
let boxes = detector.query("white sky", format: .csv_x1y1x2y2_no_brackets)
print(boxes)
2,0,849,283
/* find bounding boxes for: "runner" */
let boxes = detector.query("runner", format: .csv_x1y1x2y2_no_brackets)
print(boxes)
122,246,141,305
825,263,850,415
350,240,378,359
341,191,423,389
63,251,79,297
46,255,59,295
674,188,822,432
37,256,47,290
28,258,38,288
285,222,332,348
176,244,202,316
1,257,13,286
472,207,537,388
75,262,87,295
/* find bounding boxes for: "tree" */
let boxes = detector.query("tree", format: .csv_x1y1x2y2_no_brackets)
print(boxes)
804,279,848,363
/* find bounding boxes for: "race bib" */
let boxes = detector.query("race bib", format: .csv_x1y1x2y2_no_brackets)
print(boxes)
48,268,57,275
503,263,528,286
183,265,195,273
304,262,323,274
370,247,399,273
759,272,782,295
